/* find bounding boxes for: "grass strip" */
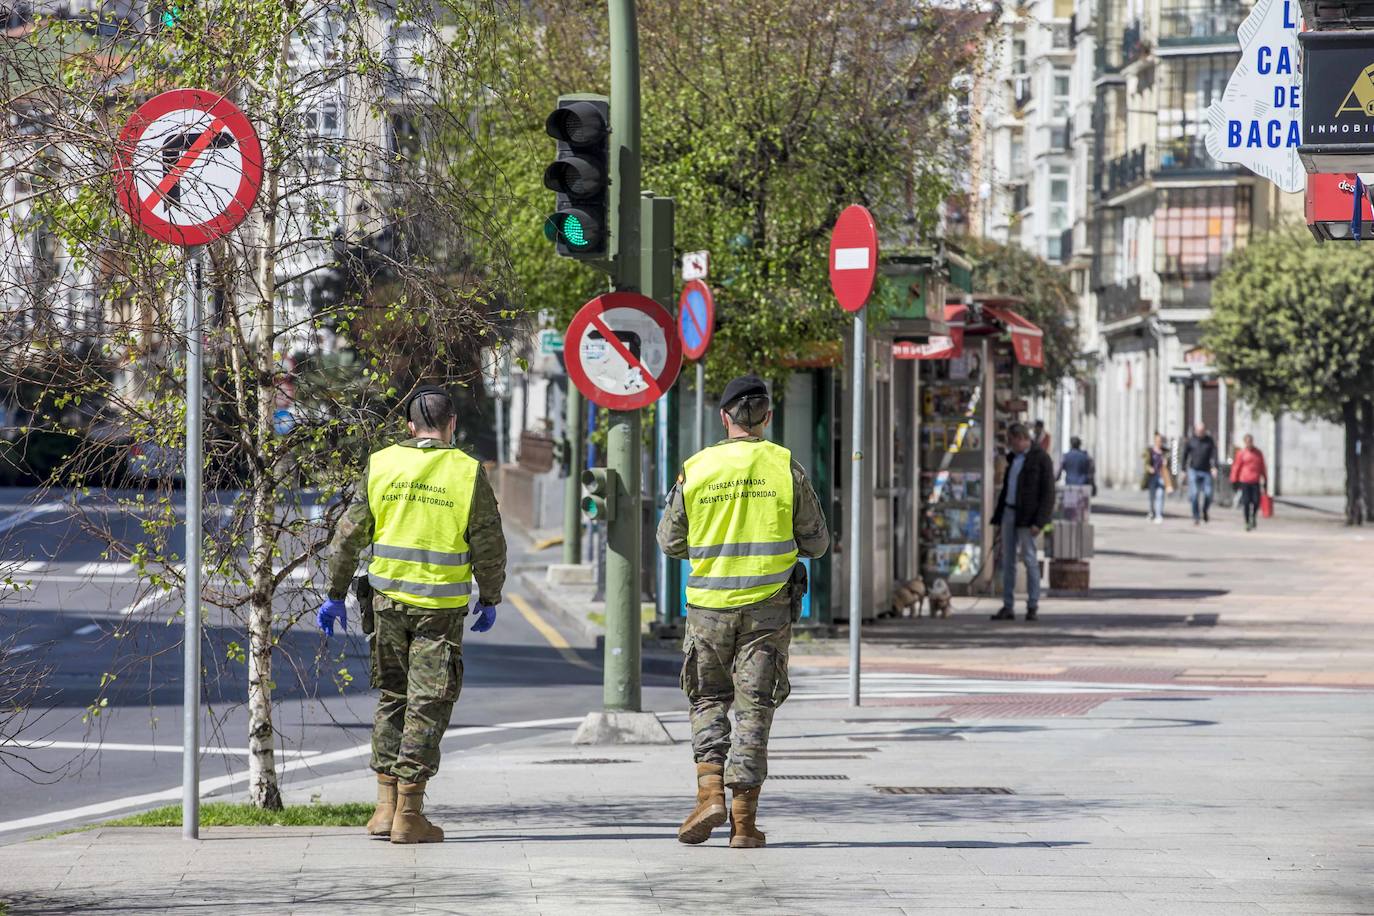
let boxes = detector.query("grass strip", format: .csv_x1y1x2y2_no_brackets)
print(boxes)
101,802,373,828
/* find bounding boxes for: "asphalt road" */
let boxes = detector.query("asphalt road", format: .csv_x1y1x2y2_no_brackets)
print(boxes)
0,487,681,842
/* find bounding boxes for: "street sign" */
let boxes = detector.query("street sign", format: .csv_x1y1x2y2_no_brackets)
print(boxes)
829,205,879,313
678,280,714,361
539,328,565,354
682,250,709,280
1204,0,1301,192
565,291,682,411
113,89,263,247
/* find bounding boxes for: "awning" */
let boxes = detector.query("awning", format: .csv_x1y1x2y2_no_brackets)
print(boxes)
897,304,966,360
982,305,1044,368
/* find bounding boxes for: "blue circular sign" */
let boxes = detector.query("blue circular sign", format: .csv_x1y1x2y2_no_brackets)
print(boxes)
677,280,714,361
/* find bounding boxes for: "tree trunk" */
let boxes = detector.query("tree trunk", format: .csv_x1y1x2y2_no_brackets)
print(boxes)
244,27,291,811
1342,400,1363,526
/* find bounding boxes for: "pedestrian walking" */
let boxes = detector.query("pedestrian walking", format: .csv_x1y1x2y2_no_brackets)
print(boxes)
1033,418,1052,453
657,374,830,849
1058,436,1096,494
1230,434,1268,531
1182,422,1220,526
991,422,1055,622
1143,432,1172,523
318,386,507,844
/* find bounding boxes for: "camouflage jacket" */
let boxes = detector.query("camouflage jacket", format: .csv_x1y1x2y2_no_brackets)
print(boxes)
325,438,507,609
656,436,831,610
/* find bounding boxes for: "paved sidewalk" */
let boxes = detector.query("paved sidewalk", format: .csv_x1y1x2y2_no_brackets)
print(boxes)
2,675,1371,915
789,489,1374,687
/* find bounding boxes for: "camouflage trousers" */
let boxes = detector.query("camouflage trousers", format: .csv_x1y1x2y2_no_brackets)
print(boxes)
367,597,465,782
680,603,792,788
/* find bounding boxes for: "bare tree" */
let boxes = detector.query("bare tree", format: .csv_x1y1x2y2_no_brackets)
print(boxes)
1,0,517,806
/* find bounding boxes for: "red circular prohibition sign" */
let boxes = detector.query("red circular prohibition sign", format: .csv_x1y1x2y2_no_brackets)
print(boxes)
112,89,263,247
565,291,682,411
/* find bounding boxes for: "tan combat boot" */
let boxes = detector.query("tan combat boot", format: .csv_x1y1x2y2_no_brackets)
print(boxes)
390,780,445,844
677,762,728,845
367,773,398,837
728,785,766,849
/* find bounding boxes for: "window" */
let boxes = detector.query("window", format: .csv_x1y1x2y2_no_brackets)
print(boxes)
1051,178,1069,203
1050,71,1071,119
1154,186,1252,279
1012,38,1026,76
1156,54,1237,170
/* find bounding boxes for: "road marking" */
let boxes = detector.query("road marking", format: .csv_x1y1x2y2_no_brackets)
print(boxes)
0,715,585,835
73,624,102,636
75,562,137,577
0,502,70,536
7,741,320,758
9,643,35,654
509,593,597,672
121,592,171,617
0,561,48,575
787,671,1353,701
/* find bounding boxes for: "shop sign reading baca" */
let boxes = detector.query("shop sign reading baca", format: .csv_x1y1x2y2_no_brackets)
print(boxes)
1206,0,1303,192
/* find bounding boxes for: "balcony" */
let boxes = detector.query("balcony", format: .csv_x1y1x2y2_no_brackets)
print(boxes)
1153,136,1241,175
1097,277,1144,325
1158,2,1246,45
1097,145,1149,200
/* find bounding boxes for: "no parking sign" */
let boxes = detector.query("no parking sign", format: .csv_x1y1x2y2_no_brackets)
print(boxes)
565,291,682,411
112,89,263,247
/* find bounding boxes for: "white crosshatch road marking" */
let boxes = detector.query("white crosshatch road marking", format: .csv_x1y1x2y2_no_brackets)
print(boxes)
786,671,1350,701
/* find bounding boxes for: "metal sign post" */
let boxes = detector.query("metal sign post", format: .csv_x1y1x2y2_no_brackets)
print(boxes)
828,205,879,708
181,249,203,840
848,311,865,708
113,89,262,838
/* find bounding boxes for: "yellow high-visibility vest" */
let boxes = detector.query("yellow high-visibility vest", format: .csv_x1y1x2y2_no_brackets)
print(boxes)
367,444,479,610
683,439,796,609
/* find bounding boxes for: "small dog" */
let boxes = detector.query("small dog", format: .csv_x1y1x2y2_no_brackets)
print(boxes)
893,578,926,617
927,578,952,617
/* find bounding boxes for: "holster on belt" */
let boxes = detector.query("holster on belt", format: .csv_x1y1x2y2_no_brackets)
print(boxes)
353,575,375,635
788,561,808,623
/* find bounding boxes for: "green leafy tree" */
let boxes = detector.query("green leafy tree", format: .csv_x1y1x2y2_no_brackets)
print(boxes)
955,236,1078,392
1205,227,1374,524
464,0,992,391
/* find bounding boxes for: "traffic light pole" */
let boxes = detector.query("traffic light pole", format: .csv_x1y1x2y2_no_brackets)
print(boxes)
602,0,643,712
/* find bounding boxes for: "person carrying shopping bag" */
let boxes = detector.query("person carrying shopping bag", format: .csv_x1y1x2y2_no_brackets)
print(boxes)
1230,434,1268,531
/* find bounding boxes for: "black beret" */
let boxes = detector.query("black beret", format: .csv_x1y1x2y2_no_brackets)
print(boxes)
719,374,769,410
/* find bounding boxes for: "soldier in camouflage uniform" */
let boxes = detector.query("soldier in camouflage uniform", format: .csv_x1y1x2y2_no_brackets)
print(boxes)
319,386,506,844
657,374,830,848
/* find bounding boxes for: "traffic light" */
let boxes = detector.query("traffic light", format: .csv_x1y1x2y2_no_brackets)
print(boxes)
581,467,617,521
544,95,610,259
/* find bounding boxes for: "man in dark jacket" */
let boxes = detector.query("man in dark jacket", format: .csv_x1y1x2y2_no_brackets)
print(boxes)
1182,422,1219,525
1058,436,1096,492
992,422,1056,621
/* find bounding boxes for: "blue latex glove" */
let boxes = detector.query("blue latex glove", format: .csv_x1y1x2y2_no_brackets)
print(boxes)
316,598,347,636
469,601,497,633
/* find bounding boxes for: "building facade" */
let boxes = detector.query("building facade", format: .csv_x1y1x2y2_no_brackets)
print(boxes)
972,0,1346,494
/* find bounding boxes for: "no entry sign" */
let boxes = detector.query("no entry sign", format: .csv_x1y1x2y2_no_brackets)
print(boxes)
829,204,878,313
565,291,682,411
678,280,714,361
113,89,263,247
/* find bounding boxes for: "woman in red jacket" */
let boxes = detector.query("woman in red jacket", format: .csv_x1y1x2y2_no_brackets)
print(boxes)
1230,434,1268,531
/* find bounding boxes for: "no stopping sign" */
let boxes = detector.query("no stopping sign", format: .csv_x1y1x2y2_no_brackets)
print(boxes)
112,89,263,247
565,292,682,411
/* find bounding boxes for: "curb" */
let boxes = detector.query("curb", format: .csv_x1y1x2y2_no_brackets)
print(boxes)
518,570,603,643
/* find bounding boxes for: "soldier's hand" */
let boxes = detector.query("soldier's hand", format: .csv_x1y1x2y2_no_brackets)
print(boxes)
316,598,347,636
469,601,497,633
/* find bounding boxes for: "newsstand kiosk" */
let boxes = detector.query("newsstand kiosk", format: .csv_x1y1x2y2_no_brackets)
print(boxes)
906,297,1045,596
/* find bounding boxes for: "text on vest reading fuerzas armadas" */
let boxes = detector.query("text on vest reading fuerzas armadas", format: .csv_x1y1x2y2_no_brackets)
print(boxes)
380,480,455,508
695,477,777,505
